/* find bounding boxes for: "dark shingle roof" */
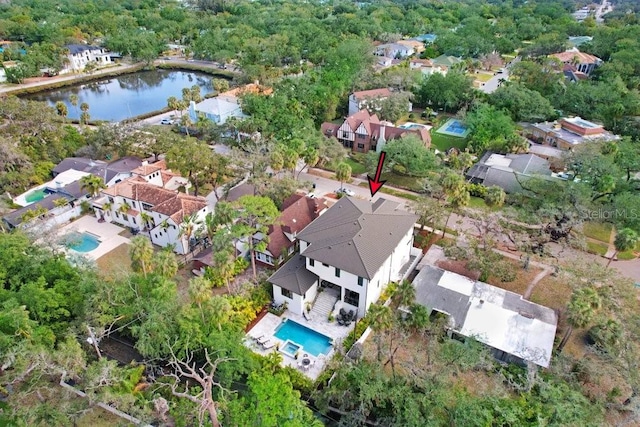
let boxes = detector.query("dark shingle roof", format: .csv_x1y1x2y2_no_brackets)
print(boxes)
297,197,418,279
507,154,551,175
3,194,72,227
66,44,102,55
268,255,318,295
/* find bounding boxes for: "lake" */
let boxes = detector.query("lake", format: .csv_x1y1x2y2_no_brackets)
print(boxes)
25,70,216,122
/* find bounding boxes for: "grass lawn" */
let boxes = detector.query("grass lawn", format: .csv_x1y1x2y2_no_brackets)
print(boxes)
382,172,424,192
431,132,468,152
473,72,493,82
96,243,132,279
344,157,367,175
357,182,420,201
484,257,542,296
618,250,637,260
586,241,609,256
583,221,613,243
468,196,488,209
529,275,571,311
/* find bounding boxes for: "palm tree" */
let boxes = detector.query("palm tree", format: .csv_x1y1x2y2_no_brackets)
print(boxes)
80,102,90,125
140,212,153,231
367,304,393,361
607,228,638,267
80,175,106,198
441,172,470,238
214,250,235,294
335,162,352,192
189,276,213,324
129,236,154,278
118,201,132,216
152,249,178,279
55,101,68,121
557,286,602,353
69,94,79,117
167,96,180,115
588,318,623,354
179,213,201,253
270,150,284,177
393,280,416,308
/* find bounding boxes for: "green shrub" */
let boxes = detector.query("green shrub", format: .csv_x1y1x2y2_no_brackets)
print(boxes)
343,316,370,351
467,183,487,198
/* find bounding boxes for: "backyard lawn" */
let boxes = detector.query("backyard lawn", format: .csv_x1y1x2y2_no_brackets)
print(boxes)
586,241,609,256
96,243,132,279
582,221,613,243
430,132,468,152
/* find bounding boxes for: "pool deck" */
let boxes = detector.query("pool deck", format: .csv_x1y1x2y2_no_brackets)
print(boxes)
58,215,130,260
13,183,49,207
246,310,354,380
436,118,470,138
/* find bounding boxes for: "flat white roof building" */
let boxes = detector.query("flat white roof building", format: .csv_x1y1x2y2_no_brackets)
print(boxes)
411,264,558,367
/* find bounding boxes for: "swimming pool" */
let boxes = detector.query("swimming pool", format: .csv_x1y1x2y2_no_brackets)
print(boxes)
25,188,48,203
274,319,333,357
437,119,470,137
65,232,101,253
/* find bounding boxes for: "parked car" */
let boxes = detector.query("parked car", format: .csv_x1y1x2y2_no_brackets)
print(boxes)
336,188,355,196
160,118,173,125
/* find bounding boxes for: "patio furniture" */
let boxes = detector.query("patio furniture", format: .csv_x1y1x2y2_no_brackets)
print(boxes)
348,310,355,320
262,340,276,350
257,336,269,345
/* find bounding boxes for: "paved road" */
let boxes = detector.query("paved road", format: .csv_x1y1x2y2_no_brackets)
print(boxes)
479,56,520,94
295,168,640,282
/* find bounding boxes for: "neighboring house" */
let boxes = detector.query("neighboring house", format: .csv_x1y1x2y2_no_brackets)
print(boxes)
374,43,415,59
527,117,620,150
572,7,592,21
375,56,394,68
466,152,553,193
321,109,431,154
269,197,418,317
562,64,589,83
550,47,602,76
3,170,94,230
430,54,463,69
349,88,390,116
254,194,328,268
409,58,433,70
53,156,143,187
189,82,271,124
411,264,557,368
63,44,113,74
93,161,205,254
568,36,593,48
188,97,245,125
397,39,425,55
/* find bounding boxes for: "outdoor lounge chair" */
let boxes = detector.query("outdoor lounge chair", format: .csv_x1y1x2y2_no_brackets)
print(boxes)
262,340,276,350
257,336,269,345
348,310,355,321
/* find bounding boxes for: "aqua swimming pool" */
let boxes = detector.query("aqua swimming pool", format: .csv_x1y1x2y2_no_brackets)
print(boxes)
274,319,333,357
437,118,470,137
65,232,100,253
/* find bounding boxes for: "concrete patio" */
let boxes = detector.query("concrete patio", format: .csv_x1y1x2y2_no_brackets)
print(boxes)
58,215,130,260
246,309,355,380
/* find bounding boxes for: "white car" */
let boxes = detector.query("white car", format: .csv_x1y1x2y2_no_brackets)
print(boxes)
336,188,355,197
160,118,173,125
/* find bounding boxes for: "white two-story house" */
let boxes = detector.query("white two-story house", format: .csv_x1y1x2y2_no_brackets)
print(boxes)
93,160,208,254
63,44,113,73
269,197,418,317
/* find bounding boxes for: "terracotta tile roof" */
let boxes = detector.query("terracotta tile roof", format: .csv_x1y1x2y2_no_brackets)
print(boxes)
127,208,140,216
352,88,392,100
160,170,180,185
102,180,176,205
153,193,207,224
131,160,167,176
265,195,327,256
321,122,340,137
410,58,433,66
345,109,380,134
551,48,601,65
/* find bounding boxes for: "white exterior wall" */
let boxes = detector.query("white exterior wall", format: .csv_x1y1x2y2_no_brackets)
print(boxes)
299,226,414,317
348,94,358,116
66,48,112,72
273,282,318,316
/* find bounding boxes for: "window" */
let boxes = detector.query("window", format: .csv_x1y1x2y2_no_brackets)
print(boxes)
344,290,360,307
142,203,152,211
281,288,293,299
122,214,128,221
358,276,364,286
335,268,341,278
322,262,329,267
132,218,136,224
132,202,137,208
115,212,120,218
309,258,314,267
357,143,365,149
108,197,114,204
357,133,366,139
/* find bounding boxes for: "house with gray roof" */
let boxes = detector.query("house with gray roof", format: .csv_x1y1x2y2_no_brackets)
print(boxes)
411,265,558,367
466,152,554,193
269,197,418,317
53,156,142,187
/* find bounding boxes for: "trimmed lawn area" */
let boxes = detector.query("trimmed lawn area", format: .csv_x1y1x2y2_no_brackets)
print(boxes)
618,250,637,260
586,241,608,256
473,72,493,82
382,172,424,192
344,157,367,175
431,132,468,152
583,221,613,243
96,243,132,278
529,275,571,312
357,182,420,201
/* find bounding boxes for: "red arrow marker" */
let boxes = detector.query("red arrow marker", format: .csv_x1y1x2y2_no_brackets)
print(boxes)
367,151,387,197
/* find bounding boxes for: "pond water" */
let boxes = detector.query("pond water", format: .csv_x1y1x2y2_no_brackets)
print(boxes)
25,70,216,122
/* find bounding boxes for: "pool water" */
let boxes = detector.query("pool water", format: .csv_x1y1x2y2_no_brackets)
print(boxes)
445,120,468,134
281,341,301,357
65,232,100,253
25,188,48,203
274,319,333,357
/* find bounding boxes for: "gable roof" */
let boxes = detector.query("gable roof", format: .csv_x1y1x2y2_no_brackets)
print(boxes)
268,255,318,295
466,152,552,193
297,197,417,279
551,47,601,65
53,156,142,183
431,54,463,67
264,194,327,256
153,193,208,223
66,44,103,55
352,88,392,101
193,97,242,115
412,265,557,367
3,193,72,228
